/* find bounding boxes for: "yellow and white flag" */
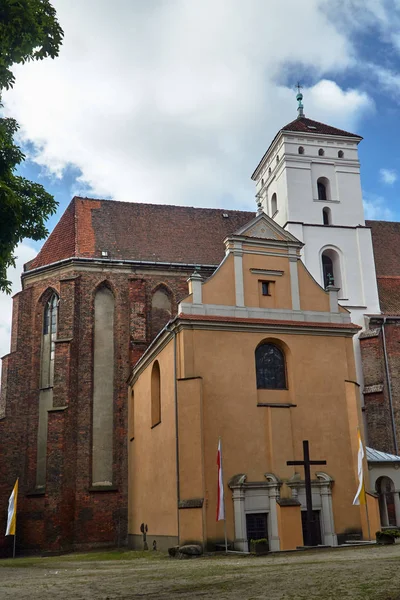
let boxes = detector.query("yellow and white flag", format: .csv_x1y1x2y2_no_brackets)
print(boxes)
352,432,365,506
5,479,18,536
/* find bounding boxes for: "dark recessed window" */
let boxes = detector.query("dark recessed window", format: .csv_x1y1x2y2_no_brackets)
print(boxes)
338,150,344,158
255,343,286,390
318,148,325,156
298,146,304,155
268,167,272,175
261,281,270,296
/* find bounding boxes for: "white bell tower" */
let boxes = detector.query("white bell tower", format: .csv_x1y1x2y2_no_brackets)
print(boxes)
251,89,381,383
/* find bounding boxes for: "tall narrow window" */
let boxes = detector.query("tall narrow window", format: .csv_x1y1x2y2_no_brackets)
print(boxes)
317,177,330,201
255,343,286,389
322,207,332,225
37,291,59,489
92,286,115,486
151,286,172,340
41,293,59,388
151,361,161,427
271,193,277,216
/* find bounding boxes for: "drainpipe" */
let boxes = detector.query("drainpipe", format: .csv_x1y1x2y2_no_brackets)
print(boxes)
381,317,398,455
166,324,180,541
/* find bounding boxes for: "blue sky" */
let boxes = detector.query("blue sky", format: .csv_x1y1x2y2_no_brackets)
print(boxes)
1,0,400,358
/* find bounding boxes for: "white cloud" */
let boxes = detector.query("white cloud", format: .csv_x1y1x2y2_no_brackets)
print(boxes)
0,243,37,377
380,168,398,185
2,0,373,210
363,193,394,220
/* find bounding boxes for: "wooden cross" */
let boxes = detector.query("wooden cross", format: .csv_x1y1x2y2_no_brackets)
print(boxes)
287,440,327,547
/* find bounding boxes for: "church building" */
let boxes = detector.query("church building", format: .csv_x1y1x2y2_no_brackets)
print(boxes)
1,94,400,553
127,211,380,551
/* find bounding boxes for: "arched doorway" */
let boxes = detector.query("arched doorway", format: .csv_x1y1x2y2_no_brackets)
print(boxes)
376,476,397,527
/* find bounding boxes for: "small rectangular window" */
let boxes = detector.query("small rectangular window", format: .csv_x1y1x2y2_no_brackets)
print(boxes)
261,281,270,296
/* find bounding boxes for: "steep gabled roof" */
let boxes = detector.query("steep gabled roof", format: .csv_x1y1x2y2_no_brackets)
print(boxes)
232,211,302,245
25,197,256,271
281,117,361,139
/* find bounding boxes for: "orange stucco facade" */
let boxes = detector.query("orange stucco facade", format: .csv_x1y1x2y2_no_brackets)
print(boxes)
128,213,378,552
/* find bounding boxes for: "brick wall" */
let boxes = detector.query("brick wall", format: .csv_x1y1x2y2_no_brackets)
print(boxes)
360,320,400,455
0,264,193,555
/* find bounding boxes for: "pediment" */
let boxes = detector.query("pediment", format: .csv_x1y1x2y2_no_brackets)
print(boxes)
233,212,300,244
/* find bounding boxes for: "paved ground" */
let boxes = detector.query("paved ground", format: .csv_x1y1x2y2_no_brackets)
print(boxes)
0,544,400,599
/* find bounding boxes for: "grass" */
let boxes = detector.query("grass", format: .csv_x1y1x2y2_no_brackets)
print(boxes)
1,544,400,599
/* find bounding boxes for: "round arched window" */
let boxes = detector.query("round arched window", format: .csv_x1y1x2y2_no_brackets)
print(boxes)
255,343,286,389
318,148,325,156
298,146,304,155
338,150,344,158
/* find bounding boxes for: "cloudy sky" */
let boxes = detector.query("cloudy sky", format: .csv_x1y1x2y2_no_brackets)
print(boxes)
1,0,400,360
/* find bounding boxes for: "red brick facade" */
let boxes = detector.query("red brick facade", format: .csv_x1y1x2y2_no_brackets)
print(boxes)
360,318,400,455
0,266,197,555
0,197,254,555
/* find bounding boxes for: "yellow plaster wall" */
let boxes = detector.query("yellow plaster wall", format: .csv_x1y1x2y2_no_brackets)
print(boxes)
183,327,361,544
276,504,303,550
179,509,204,546
297,262,330,312
360,494,381,540
129,342,178,539
242,254,292,309
201,255,236,306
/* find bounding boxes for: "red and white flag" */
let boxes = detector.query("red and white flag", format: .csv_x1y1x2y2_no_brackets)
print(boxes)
216,439,225,521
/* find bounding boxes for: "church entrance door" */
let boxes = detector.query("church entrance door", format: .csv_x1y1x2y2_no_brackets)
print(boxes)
246,513,268,547
301,510,322,546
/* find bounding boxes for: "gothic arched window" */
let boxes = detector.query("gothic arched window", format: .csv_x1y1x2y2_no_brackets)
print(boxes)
151,286,172,340
41,292,59,388
255,343,286,390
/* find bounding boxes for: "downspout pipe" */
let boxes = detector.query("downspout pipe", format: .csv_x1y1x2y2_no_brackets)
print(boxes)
166,324,180,542
381,317,398,455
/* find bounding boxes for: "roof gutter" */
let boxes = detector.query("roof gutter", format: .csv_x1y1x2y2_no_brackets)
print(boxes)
22,256,218,278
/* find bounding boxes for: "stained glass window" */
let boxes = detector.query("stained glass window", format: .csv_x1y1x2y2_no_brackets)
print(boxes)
255,343,286,389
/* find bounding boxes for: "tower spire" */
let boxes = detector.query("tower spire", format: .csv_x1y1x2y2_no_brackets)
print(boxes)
296,82,305,118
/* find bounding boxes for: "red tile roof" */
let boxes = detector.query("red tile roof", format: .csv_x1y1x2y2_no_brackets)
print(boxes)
26,200,77,270
365,220,400,315
375,277,400,315
25,197,255,271
281,117,361,139
367,220,400,277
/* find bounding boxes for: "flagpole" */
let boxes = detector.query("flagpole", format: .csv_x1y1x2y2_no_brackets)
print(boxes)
219,438,228,553
13,525,16,559
217,437,228,553
364,486,371,541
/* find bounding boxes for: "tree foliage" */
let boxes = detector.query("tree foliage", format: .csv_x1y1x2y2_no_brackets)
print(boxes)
0,0,63,293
